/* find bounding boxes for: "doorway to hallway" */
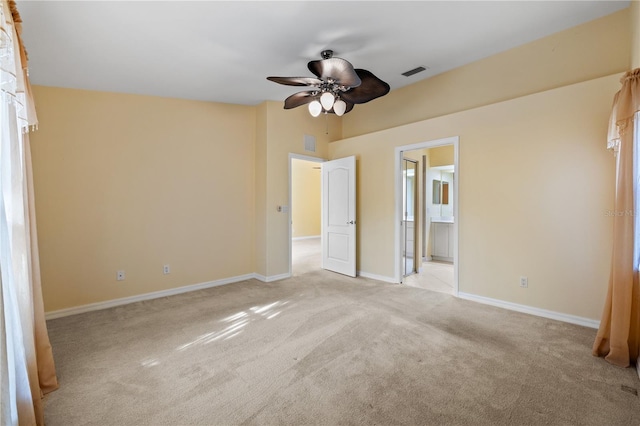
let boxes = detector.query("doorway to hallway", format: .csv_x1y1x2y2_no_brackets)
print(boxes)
289,155,324,276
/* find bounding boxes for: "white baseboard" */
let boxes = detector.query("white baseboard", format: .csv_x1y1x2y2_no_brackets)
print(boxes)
457,292,600,329
357,271,398,284
45,273,257,320
46,273,601,332
432,256,453,263
292,235,320,241
253,272,291,282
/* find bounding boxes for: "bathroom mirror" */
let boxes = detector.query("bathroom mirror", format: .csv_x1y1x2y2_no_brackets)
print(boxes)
432,180,449,205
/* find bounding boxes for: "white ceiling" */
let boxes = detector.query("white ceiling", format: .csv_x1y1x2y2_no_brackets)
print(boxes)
17,1,629,106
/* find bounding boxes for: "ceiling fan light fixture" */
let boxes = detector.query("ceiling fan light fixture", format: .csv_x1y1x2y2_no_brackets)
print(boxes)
333,99,347,116
320,92,335,110
268,49,390,117
308,100,322,117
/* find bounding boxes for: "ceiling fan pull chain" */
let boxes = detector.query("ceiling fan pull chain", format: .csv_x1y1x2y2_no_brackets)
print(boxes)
325,112,329,135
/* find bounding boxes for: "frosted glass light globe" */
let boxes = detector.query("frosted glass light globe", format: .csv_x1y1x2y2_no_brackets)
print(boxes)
333,99,347,116
308,100,322,117
320,92,335,111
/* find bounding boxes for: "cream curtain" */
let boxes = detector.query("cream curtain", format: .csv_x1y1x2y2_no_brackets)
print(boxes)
593,69,640,368
0,1,58,425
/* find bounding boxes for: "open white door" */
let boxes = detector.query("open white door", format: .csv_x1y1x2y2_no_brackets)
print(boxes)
322,156,356,277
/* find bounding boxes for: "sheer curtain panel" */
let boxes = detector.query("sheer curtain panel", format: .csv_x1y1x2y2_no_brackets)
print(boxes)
593,69,640,368
0,1,58,425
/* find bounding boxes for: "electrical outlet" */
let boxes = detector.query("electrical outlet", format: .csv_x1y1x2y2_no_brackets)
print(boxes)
117,270,125,281
163,264,170,275
520,276,528,288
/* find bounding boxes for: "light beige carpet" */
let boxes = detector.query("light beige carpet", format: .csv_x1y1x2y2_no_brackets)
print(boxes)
44,270,639,425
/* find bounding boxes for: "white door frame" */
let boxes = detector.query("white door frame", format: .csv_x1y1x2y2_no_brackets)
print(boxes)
394,136,459,294
402,157,419,277
288,153,326,276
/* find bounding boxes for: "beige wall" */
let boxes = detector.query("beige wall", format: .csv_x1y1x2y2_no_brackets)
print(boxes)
428,145,454,167
254,102,268,277
291,159,321,238
329,74,619,320
30,5,634,317
31,86,256,312
32,88,338,310
632,0,640,68
342,9,630,138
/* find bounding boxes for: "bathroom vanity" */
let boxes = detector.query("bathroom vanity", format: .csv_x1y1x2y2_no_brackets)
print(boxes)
431,219,454,262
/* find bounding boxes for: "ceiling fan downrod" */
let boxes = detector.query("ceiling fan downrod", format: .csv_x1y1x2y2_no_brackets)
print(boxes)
321,50,333,60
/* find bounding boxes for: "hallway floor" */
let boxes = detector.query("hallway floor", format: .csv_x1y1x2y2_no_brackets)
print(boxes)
292,237,321,276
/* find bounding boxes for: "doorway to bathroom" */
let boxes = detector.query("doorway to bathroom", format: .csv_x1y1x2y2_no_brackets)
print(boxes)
395,137,459,295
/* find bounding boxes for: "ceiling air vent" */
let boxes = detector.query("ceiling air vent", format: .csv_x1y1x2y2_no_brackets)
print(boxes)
402,66,427,77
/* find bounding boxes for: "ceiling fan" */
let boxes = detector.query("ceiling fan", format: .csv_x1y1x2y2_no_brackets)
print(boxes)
267,50,390,117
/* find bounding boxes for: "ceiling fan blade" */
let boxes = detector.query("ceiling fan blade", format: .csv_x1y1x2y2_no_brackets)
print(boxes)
267,76,322,87
284,91,317,109
345,102,354,114
340,69,390,104
307,58,361,87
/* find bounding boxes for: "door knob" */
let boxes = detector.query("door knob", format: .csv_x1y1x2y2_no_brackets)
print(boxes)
347,220,355,225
